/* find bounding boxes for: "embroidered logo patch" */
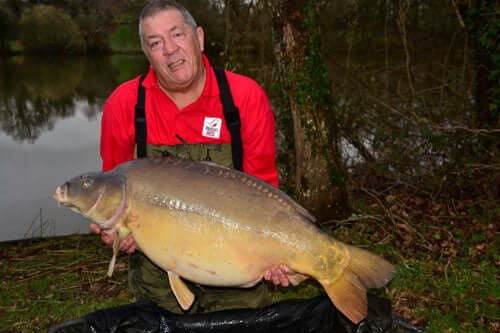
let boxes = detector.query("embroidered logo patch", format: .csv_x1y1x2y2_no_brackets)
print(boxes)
202,117,222,139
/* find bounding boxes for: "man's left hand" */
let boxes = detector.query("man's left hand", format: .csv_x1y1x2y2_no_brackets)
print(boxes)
264,264,294,287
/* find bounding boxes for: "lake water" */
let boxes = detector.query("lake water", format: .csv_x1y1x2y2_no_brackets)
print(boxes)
0,54,149,241
0,46,469,241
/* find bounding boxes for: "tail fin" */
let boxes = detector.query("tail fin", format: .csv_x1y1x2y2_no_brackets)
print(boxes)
320,245,395,324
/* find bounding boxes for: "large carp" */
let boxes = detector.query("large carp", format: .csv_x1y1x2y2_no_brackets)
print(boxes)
53,157,395,324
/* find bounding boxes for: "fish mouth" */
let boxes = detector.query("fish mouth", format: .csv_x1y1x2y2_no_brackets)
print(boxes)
53,186,85,218
53,185,72,208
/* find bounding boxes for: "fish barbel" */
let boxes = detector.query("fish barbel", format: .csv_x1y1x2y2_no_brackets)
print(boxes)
53,156,395,324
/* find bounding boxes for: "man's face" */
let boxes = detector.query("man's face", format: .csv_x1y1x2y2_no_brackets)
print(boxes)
142,9,205,92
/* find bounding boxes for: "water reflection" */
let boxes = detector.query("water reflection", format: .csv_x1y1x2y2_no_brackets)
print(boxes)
0,47,473,240
0,55,146,142
0,54,148,241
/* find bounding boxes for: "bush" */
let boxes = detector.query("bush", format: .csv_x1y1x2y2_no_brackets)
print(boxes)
110,24,141,52
19,5,84,54
75,12,113,53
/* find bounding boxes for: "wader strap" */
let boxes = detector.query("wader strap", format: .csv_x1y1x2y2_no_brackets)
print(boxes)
135,74,148,158
134,68,244,170
213,67,243,171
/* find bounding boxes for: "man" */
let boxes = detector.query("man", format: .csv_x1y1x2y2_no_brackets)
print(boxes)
91,0,292,314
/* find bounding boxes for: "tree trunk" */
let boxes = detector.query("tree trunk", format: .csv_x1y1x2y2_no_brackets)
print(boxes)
268,0,350,221
459,0,500,156
223,0,232,68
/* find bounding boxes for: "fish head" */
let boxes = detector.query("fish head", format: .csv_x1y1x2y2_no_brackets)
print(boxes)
53,171,127,230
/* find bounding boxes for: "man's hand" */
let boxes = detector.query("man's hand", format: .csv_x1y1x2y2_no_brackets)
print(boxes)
263,264,294,287
90,223,137,253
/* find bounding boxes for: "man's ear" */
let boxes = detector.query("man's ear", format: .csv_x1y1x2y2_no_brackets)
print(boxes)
196,26,205,52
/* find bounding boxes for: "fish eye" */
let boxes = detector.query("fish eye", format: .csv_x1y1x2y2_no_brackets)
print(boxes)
79,176,94,190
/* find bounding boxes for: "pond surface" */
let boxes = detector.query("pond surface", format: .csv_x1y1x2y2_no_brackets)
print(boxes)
0,44,469,241
0,54,148,241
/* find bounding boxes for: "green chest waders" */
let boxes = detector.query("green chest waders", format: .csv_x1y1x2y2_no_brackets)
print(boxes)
128,68,271,314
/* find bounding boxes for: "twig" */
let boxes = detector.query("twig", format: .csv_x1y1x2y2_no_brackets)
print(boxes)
397,0,416,103
366,94,500,135
450,0,466,29
424,215,469,220
321,213,386,226
366,94,414,123
359,187,429,243
440,25,460,108
444,256,453,283
343,0,359,85
375,234,392,245
359,187,397,226
464,163,500,170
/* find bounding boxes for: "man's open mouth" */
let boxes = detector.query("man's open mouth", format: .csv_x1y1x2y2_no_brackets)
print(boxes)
169,59,184,69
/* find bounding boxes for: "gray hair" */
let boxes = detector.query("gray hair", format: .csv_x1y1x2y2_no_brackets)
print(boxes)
139,0,198,51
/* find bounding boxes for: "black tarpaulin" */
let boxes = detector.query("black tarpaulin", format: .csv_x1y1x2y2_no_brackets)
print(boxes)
49,294,425,333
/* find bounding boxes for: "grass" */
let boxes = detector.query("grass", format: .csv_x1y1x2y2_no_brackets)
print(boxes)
0,187,498,332
331,188,500,332
0,235,133,331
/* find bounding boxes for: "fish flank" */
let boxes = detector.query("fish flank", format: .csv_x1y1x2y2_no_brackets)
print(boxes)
145,189,314,252
145,157,316,221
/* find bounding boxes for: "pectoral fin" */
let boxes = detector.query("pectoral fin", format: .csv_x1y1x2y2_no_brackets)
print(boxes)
288,272,309,286
168,271,195,311
107,233,121,277
106,226,131,278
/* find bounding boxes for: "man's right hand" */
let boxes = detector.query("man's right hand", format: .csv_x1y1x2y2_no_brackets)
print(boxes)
90,223,137,253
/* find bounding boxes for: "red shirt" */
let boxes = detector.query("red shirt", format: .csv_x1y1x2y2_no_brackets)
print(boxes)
100,55,278,187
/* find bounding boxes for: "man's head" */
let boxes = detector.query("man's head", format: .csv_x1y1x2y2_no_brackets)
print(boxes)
139,0,198,50
139,0,205,93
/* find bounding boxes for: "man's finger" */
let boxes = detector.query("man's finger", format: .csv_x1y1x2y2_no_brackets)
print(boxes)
270,267,280,285
119,240,129,252
119,236,134,252
126,243,137,254
101,232,114,245
89,223,101,234
277,269,289,287
279,264,292,274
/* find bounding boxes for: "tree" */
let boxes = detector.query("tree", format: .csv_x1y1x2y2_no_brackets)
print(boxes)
458,0,499,157
267,0,350,220
0,4,15,53
19,5,84,54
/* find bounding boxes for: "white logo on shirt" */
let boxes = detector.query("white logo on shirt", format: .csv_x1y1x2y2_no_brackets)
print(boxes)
202,117,222,139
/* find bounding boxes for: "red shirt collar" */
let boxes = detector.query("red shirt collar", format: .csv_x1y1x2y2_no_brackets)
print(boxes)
141,54,219,97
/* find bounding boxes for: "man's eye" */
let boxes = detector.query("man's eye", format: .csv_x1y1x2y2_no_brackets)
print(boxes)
150,41,161,49
173,32,185,39
81,181,90,190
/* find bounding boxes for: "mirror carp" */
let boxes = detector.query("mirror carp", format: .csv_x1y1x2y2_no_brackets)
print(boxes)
53,156,395,324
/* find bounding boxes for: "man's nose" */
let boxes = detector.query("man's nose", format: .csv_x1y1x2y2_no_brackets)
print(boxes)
162,37,178,55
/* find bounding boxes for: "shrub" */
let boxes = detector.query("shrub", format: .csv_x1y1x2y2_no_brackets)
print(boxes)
19,5,84,54
75,12,113,53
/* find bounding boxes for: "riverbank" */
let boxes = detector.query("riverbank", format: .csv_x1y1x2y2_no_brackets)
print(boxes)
0,183,498,332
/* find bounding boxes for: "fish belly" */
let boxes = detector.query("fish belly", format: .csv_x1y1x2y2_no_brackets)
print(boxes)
128,208,291,287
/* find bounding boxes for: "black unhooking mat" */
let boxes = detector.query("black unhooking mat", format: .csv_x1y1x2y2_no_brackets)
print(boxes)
49,294,425,333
